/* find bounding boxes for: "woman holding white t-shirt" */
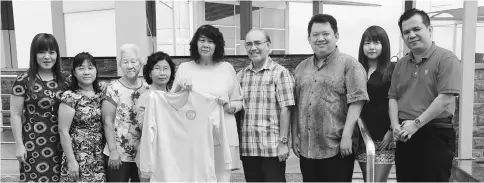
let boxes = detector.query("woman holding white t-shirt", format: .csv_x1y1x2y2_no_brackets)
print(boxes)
172,24,243,182
134,51,176,182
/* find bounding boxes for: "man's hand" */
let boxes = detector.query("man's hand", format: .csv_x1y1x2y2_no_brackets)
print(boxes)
277,143,290,162
292,135,301,158
340,135,353,157
399,120,419,142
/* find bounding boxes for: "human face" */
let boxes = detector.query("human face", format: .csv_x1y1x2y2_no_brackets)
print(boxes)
74,60,97,87
401,14,432,55
36,50,57,71
245,30,271,63
197,35,216,58
149,60,171,88
363,39,382,60
120,50,141,79
308,22,338,58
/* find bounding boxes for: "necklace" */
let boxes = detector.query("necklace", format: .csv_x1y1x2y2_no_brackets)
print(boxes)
36,72,56,111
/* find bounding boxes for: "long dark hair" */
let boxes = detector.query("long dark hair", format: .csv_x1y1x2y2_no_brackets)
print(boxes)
143,51,176,90
358,26,394,82
28,33,65,91
70,52,101,93
189,24,225,63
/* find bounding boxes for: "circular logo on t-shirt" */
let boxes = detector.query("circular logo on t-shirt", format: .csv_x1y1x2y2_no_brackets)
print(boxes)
186,110,196,120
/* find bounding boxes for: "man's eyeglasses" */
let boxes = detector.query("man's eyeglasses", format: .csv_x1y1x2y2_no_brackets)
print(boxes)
244,41,268,49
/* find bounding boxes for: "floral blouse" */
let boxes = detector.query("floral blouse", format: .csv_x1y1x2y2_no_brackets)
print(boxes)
103,79,150,162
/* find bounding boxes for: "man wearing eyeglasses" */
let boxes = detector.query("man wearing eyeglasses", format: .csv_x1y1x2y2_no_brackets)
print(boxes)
237,29,295,182
291,14,369,182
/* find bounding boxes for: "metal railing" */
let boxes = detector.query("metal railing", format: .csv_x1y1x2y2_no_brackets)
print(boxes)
357,118,376,183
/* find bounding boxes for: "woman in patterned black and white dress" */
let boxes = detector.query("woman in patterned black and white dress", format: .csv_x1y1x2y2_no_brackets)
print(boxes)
10,33,70,182
58,52,106,182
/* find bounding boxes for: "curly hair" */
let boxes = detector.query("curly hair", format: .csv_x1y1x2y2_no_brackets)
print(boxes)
143,51,176,90
189,24,225,63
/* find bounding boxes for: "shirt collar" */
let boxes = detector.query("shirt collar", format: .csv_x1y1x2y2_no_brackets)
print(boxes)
247,56,275,72
312,47,339,68
408,42,437,64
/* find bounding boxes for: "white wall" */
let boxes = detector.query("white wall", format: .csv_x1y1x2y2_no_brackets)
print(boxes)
63,1,116,57
12,1,53,68
288,2,313,54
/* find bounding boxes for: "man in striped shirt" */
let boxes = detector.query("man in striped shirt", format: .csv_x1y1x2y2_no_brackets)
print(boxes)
237,29,295,182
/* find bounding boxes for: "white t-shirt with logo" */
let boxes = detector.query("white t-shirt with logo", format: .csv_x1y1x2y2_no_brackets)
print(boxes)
137,90,232,182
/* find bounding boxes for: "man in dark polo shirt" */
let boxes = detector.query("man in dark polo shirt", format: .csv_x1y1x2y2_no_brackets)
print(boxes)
389,8,462,182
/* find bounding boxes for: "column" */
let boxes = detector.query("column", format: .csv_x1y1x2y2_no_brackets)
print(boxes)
458,0,477,160
51,0,66,56
240,1,252,40
313,0,324,15
114,1,151,76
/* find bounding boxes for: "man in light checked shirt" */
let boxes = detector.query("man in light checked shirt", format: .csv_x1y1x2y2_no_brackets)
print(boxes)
237,28,295,182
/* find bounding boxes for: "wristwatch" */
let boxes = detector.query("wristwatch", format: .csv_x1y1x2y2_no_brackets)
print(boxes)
414,118,423,128
279,136,288,144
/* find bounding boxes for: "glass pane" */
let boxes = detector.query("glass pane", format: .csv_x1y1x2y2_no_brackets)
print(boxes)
287,2,312,54
158,44,174,56
176,1,190,29
319,2,403,58
263,29,285,50
157,29,173,44
205,2,235,26
225,48,235,55
156,3,173,29
261,8,285,29
236,44,247,55
252,8,261,28
215,26,235,48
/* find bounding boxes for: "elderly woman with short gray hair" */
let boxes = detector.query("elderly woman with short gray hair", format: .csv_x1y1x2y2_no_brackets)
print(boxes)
102,44,150,182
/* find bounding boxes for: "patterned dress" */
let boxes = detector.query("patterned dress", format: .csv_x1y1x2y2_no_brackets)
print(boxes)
103,79,150,162
59,90,106,182
11,72,70,182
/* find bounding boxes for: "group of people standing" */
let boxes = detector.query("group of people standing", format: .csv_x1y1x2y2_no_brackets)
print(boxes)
11,7,461,183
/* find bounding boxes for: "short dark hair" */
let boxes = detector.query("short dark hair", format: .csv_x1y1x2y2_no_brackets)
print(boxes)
358,26,393,83
398,8,431,32
307,14,338,37
189,24,225,63
70,52,101,93
143,51,176,89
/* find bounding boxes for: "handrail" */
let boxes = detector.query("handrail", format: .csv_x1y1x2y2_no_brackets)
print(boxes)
357,118,375,183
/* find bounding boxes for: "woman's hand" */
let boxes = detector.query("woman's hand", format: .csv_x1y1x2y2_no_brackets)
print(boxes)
16,144,27,164
379,130,394,150
68,160,80,181
217,97,236,114
108,150,122,170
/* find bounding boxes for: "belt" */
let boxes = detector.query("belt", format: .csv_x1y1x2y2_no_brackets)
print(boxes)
399,116,454,129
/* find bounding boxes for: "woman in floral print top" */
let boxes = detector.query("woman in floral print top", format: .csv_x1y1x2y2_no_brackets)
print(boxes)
58,52,106,182
102,44,150,182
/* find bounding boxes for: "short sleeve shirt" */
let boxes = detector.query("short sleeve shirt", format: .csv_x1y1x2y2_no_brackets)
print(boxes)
388,42,462,120
103,79,150,162
237,57,296,157
294,48,369,159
